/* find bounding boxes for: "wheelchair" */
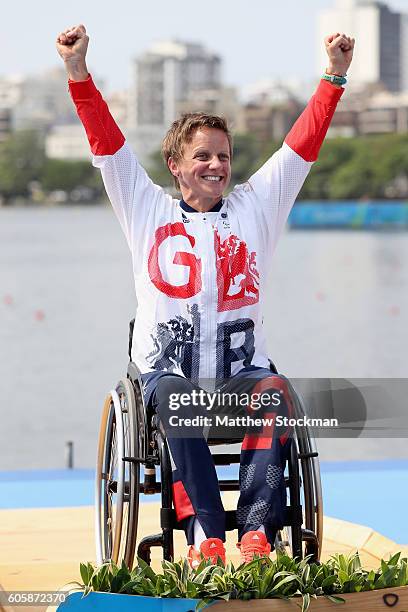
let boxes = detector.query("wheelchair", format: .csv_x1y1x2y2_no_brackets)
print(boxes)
95,321,323,568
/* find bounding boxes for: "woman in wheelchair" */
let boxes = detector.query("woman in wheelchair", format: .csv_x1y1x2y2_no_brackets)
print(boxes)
57,25,354,566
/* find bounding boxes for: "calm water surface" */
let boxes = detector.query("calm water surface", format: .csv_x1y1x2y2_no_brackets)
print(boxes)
0,205,407,469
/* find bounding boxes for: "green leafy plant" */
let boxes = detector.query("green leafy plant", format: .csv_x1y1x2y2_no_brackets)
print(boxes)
74,551,408,611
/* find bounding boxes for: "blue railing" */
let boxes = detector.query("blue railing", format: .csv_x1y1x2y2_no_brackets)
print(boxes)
289,201,408,228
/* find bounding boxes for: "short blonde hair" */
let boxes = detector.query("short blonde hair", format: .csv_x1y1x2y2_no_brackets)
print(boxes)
161,112,233,190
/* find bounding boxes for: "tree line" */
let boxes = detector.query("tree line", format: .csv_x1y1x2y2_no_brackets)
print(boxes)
149,132,408,200
0,131,102,203
2,130,408,203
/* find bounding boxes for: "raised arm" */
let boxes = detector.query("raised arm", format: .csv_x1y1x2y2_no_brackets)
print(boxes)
56,25,125,156
245,33,354,249
285,33,355,161
56,25,162,248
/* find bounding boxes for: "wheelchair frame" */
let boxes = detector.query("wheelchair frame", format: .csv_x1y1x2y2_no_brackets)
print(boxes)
95,324,323,568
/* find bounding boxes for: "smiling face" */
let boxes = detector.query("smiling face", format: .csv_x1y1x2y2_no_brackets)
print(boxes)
168,127,232,212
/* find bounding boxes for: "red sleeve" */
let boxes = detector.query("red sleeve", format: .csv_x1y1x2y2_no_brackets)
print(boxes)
284,79,344,162
68,75,125,156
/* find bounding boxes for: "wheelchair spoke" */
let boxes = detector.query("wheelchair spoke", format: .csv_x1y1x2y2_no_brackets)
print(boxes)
119,504,129,560
95,378,142,569
111,427,118,476
105,490,113,559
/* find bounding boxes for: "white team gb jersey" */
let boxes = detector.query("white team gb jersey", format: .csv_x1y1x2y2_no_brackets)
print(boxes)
69,76,343,381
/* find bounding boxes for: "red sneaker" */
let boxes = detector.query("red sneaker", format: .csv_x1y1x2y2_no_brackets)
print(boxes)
187,537,226,568
237,530,271,564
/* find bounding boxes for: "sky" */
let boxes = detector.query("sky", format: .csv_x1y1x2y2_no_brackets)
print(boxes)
1,0,408,92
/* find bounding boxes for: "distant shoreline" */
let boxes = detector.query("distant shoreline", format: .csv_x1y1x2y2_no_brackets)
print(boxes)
1,198,407,208
2,199,407,229
0,199,109,208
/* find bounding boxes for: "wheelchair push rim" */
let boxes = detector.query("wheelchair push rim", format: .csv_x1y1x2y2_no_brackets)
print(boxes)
287,380,323,560
95,378,140,567
271,376,323,562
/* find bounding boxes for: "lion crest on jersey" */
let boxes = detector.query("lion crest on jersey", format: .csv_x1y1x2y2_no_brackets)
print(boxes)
146,304,200,377
215,231,260,311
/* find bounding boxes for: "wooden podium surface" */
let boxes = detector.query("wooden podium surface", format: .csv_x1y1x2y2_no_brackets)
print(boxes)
1,494,407,593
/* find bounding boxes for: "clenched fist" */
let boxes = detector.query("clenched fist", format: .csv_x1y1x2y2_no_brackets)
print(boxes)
324,33,355,76
56,24,89,81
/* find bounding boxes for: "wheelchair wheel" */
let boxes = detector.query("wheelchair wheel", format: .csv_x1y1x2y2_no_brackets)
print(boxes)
95,378,141,567
277,379,323,562
297,417,323,557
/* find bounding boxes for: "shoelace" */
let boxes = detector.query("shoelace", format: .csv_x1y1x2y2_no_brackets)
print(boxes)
207,550,225,564
238,541,269,563
189,544,225,567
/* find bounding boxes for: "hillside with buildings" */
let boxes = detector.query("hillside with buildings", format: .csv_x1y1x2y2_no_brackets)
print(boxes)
1,0,408,203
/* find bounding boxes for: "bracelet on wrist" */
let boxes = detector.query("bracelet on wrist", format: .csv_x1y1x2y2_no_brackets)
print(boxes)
322,72,347,86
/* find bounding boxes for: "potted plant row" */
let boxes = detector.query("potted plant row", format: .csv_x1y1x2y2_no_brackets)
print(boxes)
58,551,408,611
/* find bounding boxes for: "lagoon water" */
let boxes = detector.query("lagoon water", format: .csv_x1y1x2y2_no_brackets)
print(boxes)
0,205,407,470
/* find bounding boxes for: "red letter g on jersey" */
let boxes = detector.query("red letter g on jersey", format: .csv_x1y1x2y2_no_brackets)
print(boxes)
148,222,202,298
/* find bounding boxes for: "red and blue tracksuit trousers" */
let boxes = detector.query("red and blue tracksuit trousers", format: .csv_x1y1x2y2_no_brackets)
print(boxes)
143,367,294,545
